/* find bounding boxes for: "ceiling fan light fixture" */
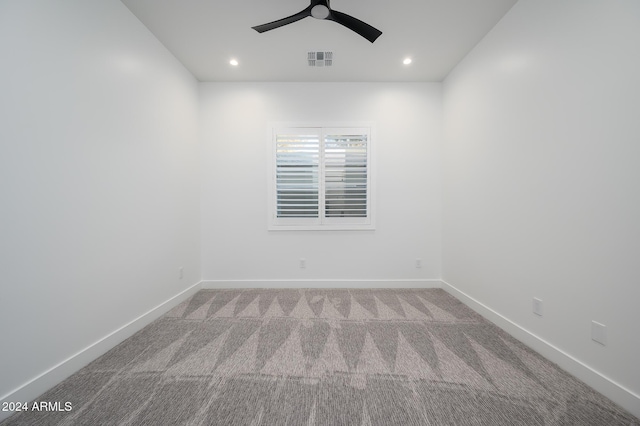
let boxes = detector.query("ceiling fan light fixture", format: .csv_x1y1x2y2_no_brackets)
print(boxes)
310,5,330,19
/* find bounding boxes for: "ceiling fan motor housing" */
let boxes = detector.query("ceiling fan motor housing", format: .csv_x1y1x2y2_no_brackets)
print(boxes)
311,5,330,19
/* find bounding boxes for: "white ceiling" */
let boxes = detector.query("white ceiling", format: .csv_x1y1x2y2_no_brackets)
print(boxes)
121,0,517,82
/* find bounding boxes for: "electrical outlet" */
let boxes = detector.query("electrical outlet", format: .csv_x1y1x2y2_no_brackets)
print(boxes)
179,267,184,279
591,321,607,346
415,259,422,269
299,258,306,269
533,298,543,316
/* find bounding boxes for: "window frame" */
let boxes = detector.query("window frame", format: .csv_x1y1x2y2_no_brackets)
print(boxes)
268,123,375,231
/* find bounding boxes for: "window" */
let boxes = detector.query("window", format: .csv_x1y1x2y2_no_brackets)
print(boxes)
269,125,374,230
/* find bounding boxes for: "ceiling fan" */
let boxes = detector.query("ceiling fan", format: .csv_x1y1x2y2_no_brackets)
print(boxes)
252,0,383,43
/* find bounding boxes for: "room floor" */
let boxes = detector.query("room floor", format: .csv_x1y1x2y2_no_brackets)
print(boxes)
2,289,638,425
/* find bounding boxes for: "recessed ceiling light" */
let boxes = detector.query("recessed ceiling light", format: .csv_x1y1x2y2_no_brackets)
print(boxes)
403,57,412,65
229,59,239,66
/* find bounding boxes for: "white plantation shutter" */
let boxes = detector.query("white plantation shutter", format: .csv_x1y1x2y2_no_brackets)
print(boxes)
275,132,320,220
270,126,373,230
324,131,368,219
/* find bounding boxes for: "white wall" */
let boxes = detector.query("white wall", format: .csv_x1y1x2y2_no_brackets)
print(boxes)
200,83,442,285
443,0,640,415
0,1,200,411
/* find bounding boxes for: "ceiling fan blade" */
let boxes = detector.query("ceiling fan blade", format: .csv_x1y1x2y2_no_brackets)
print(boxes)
327,9,382,43
252,7,312,33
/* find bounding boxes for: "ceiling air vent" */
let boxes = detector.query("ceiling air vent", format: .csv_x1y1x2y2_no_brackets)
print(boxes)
308,51,333,67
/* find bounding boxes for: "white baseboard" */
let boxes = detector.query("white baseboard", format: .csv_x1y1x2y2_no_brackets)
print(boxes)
0,281,202,422
201,279,441,289
441,280,640,420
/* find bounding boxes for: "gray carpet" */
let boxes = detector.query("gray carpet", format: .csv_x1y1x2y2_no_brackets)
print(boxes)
2,289,638,425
